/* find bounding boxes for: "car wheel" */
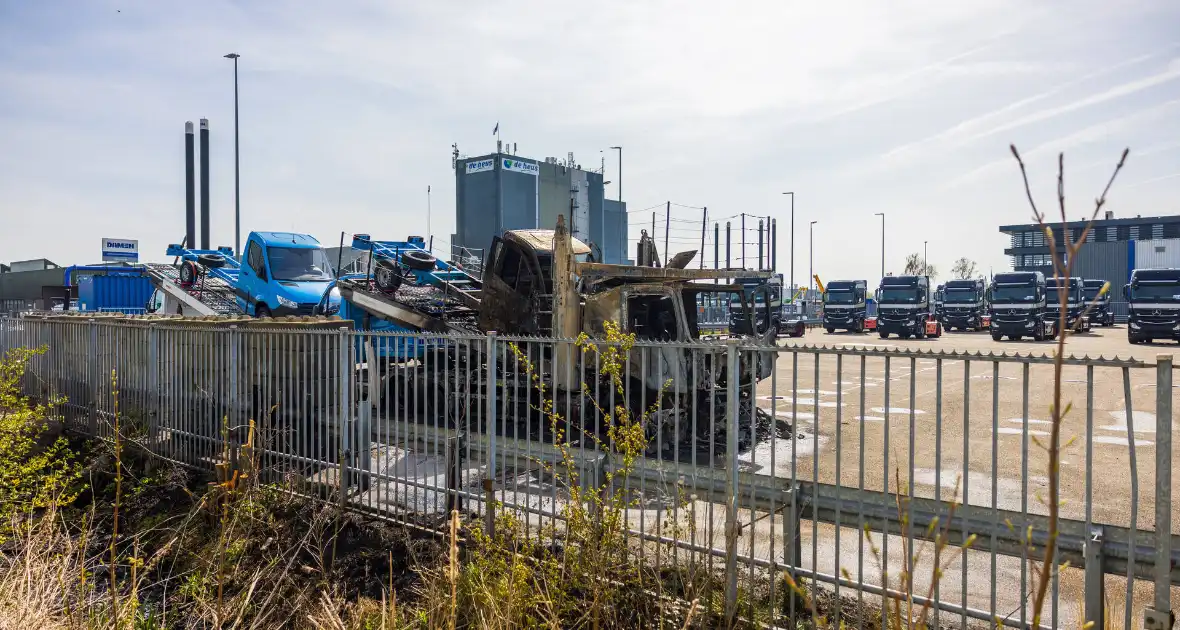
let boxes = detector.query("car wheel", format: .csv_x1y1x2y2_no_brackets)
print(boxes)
178,260,199,287
991,332,1002,341
826,327,834,334
374,261,403,294
879,330,889,339
1012,335,1022,341
255,305,271,319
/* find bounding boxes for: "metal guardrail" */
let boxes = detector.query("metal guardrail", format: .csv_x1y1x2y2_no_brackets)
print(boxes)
0,317,1174,629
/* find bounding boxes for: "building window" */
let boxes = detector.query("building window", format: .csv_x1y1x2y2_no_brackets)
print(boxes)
1153,224,1164,239
1086,228,1096,242
1129,225,1139,240
1107,226,1117,241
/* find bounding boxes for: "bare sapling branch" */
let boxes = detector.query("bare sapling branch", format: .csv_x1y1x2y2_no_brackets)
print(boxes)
1010,144,1128,628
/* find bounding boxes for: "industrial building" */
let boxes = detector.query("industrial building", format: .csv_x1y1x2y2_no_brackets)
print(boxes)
453,151,628,265
1001,213,1180,317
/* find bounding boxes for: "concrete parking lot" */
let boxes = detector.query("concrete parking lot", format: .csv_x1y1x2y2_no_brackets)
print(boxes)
743,323,1179,627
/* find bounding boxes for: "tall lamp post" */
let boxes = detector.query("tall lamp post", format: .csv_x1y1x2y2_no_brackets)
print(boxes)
809,220,818,316
610,146,622,260
224,53,241,259
923,240,928,276
874,212,885,279
783,191,795,306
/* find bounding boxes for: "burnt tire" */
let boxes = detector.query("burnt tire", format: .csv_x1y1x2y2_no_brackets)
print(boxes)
178,261,199,287
402,250,437,271
197,253,226,268
374,261,403,294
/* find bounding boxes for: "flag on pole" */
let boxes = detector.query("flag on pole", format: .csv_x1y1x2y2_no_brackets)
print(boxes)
492,122,499,135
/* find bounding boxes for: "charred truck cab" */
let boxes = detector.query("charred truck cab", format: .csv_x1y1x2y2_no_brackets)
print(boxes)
1125,268,1180,344
1084,279,1115,326
728,274,805,337
989,271,1056,341
876,275,939,339
1046,276,1091,332
942,278,988,331
822,279,868,333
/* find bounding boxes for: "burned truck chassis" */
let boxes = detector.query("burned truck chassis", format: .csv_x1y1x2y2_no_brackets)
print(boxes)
367,342,780,461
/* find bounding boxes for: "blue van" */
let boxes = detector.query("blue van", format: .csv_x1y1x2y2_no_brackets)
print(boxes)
237,232,340,317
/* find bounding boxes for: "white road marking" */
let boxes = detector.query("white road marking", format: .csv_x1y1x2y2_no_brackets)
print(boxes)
871,406,926,415
1092,435,1154,447
996,427,1049,436
857,415,885,422
1005,418,1051,425
1101,410,1157,433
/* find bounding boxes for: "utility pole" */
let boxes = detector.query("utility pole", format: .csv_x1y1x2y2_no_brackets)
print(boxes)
757,219,765,270
664,201,671,266
699,207,707,268
224,53,241,258
783,192,795,305
741,213,746,269
725,222,731,268
923,240,928,276
809,220,818,316
875,212,885,279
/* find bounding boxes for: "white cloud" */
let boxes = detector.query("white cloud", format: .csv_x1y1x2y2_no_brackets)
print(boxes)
0,0,1177,286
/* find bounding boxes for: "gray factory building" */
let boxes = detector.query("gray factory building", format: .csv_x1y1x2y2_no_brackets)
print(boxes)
453,152,627,264
1001,214,1180,282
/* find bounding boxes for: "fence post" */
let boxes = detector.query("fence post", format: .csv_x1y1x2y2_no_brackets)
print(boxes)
484,331,498,537
723,339,740,626
147,323,158,458
88,319,97,435
338,327,352,510
1084,525,1106,626
1145,354,1174,630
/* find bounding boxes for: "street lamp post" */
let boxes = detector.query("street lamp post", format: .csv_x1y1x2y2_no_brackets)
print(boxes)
610,146,622,260
783,192,795,307
809,220,817,316
224,53,241,259
874,212,885,279
923,240,928,276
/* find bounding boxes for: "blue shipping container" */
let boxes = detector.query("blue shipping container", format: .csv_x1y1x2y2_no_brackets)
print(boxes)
78,274,154,313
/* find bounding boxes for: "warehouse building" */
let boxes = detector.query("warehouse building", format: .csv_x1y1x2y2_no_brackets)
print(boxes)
1001,213,1180,318
453,151,628,265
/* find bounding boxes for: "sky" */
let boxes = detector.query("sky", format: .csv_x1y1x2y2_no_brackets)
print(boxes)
1,0,1179,287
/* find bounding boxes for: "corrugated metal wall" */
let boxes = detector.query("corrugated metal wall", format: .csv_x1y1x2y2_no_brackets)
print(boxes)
77,274,154,313
602,200,628,264
499,167,538,232
1073,240,1129,285
454,159,498,252
1134,238,1180,269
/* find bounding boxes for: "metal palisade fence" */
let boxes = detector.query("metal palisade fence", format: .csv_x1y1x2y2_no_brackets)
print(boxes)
1,316,1175,629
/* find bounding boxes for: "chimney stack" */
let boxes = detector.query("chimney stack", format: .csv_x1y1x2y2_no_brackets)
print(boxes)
199,119,210,250
185,122,196,249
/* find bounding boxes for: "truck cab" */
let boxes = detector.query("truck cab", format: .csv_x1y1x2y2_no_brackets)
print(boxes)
822,279,868,333
875,275,938,339
1046,276,1091,332
728,274,803,337
989,271,1056,341
237,232,339,317
1124,268,1180,344
941,278,988,331
1083,279,1115,326
934,284,945,321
